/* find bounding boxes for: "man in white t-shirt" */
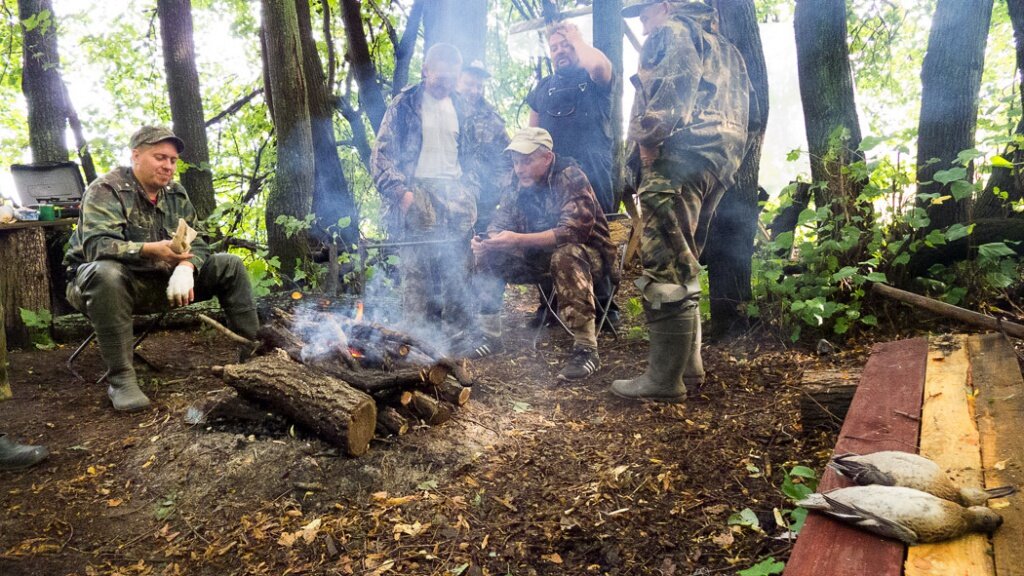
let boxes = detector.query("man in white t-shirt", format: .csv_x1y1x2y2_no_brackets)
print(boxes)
371,44,481,344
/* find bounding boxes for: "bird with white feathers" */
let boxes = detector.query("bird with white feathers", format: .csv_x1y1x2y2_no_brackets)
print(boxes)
828,451,1017,506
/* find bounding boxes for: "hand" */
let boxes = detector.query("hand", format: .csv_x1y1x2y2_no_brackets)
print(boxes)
142,240,194,265
166,265,195,307
482,230,521,252
551,21,583,46
640,145,659,168
399,190,415,214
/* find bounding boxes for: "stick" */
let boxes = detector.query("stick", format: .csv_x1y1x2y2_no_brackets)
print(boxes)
198,313,256,347
872,283,1024,339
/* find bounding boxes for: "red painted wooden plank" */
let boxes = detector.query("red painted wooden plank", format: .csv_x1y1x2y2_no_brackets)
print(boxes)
784,337,927,576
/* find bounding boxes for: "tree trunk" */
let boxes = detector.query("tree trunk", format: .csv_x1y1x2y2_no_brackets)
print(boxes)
794,0,865,217
18,0,69,163
295,0,359,249
392,0,425,96
260,0,315,278
339,0,387,131
0,304,11,400
917,0,993,231
61,82,97,183
221,350,377,456
705,0,769,339
423,0,487,66
0,226,50,349
977,0,1024,219
158,0,216,220
593,0,623,211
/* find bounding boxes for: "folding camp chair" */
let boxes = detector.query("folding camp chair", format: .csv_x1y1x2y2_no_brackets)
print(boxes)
66,311,169,384
531,214,632,349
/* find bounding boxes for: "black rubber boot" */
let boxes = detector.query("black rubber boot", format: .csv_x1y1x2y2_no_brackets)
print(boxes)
610,301,697,403
98,330,151,412
0,434,49,470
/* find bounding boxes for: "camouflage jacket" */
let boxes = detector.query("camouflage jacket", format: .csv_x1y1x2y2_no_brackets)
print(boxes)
627,2,751,188
460,98,512,214
371,83,481,229
64,167,209,274
489,155,615,266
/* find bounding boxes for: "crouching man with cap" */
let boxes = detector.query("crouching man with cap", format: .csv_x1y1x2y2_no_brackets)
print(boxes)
470,128,615,381
64,126,259,412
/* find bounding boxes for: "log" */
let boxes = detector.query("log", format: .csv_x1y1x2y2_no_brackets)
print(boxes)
798,368,861,432
376,406,410,436
307,360,448,395
53,300,226,343
220,349,377,456
407,390,452,426
256,321,305,360
431,375,471,407
872,283,1024,339
0,303,10,400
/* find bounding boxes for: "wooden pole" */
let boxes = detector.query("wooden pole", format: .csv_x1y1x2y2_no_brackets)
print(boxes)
872,283,1024,339
1,302,11,400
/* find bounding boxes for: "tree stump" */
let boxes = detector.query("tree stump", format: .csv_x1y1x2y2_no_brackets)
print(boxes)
220,349,377,456
799,368,861,432
1,303,11,400
0,223,51,348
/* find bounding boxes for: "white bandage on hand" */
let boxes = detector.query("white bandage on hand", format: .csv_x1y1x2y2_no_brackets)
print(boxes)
167,265,195,307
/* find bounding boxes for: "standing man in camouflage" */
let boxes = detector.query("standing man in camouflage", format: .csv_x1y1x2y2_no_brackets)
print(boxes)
471,128,615,381
371,44,480,343
612,1,751,403
65,126,259,412
457,60,512,233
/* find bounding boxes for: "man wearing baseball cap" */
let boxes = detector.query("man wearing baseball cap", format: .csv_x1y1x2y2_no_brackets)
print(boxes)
469,127,615,381
612,1,753,403
64,125,258,412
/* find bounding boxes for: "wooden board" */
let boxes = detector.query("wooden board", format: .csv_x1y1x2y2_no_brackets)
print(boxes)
784,337,927,576
905,335,995,576
969,333,1024,576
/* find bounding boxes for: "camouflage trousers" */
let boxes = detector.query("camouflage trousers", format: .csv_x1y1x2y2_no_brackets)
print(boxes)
638,161,725,288
394,177,477,336
475,243,605,333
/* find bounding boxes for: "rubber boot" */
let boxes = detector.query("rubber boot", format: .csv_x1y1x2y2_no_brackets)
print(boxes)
97,329,151,412
610,301,696,403
683,310,705,387
0,434,49,470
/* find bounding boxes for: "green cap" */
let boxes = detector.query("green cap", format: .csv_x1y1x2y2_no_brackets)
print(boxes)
621,0,666,18
504,127,554,155
129,125,185,153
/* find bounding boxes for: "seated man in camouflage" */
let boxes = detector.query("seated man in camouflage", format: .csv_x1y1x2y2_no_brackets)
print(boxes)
470,128,615,381
64,126,259,412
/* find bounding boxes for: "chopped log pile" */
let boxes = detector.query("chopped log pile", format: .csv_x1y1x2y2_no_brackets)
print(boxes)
210,307,474,457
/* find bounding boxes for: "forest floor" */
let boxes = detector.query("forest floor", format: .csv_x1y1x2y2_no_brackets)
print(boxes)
1,271,934,576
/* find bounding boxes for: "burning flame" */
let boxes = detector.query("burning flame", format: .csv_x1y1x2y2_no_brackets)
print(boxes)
349,347,363,358
355,301,364,323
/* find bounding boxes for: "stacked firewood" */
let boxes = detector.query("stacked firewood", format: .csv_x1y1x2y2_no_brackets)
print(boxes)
209,308,473,457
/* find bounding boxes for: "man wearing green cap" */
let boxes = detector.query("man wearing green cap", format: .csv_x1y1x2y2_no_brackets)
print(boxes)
470,127,615,381
612,1,752,402
64,125,259,412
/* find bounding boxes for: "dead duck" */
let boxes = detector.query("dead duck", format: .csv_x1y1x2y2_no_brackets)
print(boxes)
829,451,1017,506
798,485,1003,545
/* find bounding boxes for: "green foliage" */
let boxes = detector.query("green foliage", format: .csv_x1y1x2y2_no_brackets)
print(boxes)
18,307,55,350
738,558,785,576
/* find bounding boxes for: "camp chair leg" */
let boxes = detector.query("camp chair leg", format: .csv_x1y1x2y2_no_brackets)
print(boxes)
532,283,573,349
68,311,170,384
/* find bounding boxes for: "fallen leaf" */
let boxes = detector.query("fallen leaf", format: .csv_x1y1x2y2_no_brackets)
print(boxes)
994,459,1009,471
107,498,123,507
711,531,734,549
541,553,563,564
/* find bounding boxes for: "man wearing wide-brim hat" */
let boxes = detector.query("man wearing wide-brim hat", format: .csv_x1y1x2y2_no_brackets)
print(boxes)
611,0,753,403
469,127,616,381
64,125,259,412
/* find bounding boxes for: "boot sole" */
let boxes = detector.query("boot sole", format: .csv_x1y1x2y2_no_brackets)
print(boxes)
609,387,687,404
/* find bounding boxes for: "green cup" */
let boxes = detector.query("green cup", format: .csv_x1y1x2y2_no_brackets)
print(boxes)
38,205,55,221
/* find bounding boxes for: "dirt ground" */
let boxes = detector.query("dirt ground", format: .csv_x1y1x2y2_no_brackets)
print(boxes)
1,278,873,576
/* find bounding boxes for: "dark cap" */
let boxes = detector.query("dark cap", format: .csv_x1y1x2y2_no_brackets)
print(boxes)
464,60,491,78
129,125,185,153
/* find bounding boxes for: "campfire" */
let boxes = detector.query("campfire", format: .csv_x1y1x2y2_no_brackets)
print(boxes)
204,305,473,457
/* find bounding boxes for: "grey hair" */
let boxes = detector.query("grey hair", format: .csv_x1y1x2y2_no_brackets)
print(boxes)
424,43,463,71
